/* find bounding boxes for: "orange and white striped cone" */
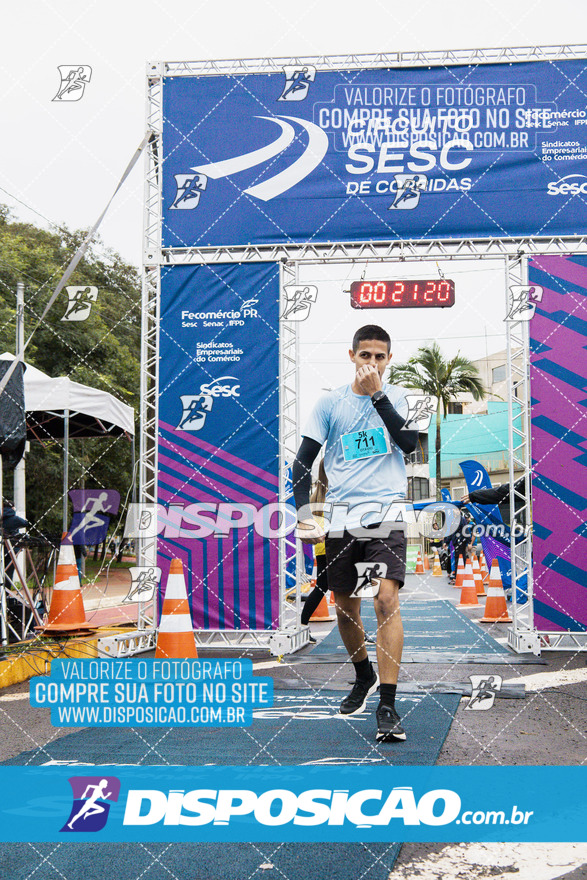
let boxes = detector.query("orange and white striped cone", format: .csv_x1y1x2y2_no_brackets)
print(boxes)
329,589,335,606
454,554,466,589
472,555,486,597
432,548,443,576
155,558,198,658
423,551,430,571
480,560,512,623
41,533,92,632
457,560,479,607
310,593,332,622
415,548,425,574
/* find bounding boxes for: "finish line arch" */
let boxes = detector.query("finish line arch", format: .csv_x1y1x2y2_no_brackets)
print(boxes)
137,47,587,655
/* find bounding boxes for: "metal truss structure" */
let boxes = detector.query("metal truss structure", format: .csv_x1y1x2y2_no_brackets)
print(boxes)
138,66,163,633
140,47,587,655
160,44,587,77
504,256,536,653
161,236,587,265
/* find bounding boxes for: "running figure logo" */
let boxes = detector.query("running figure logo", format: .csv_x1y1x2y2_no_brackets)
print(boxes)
465,674,502,710
61,776,120,832
124,503,158,538
124,566,161,604
403,395,437,430
505,285,543,322
351,562,388,598
278,66,316,101
68,490,120,546
281,284,318,321
170,172,208,210
177,393,213,432
52,66,92,102
61,286,98,322
390,174,428,210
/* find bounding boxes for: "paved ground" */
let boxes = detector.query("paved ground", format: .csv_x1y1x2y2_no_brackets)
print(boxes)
275,574,587,877
1,569,586,877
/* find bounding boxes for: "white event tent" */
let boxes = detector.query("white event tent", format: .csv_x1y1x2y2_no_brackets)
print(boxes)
0,353,135,530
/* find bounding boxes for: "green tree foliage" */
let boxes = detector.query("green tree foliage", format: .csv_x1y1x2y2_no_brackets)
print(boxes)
389,342,485,500
0,206,140,537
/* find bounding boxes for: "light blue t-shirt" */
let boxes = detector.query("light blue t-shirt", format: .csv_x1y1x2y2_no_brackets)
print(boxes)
302,383,410,530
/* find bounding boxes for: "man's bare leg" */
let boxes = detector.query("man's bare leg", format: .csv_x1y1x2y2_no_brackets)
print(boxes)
334,592,367,663
373,577,406,741
373,578,403,684
335,592,379,716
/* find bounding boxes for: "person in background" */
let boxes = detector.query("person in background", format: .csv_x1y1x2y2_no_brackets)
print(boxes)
74,543,87,582
2,499,29,587
447,509,472,584
430,519,450,574
301,460,328,626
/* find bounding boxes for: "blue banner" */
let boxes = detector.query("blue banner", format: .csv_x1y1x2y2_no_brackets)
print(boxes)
0,766,585,842
158,263,280,630
162,60,587,246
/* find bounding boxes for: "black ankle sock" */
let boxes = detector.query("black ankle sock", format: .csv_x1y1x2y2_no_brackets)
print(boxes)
379,683,397,707
353,657,372,681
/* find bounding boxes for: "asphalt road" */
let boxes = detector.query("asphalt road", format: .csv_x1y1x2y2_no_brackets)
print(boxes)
1,571,586,878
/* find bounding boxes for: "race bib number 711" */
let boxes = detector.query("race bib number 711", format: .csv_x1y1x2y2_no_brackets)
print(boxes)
341,427,391,462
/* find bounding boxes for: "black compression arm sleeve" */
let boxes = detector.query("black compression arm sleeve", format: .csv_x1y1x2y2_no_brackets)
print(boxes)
372,395,419,454
469,483,509,505
292,437,322,515
469,478,525,506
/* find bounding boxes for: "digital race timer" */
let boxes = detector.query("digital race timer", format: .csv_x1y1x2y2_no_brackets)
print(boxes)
350,279,455,309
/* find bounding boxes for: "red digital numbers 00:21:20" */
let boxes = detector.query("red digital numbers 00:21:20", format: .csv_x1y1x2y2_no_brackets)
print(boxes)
350,279,455,309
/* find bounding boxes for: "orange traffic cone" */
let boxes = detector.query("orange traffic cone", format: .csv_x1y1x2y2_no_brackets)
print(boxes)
480,560,512,622
310,593,332,621
454,554,465,589
472,556,486,597
423,551,430,571
41,534,92,632
458,560,479,607
156,558,198,658
432,548,443,577
415,548,424,574
329,590,335,606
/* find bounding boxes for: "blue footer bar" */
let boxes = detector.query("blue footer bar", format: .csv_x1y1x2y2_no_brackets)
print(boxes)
1,766,584,842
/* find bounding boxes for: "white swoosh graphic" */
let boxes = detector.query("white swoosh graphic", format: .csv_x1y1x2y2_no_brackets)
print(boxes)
244,116,329,201
192,117,295,179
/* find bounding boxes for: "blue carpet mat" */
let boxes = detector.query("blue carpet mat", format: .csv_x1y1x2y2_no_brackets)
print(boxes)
309,599,510,657
6,690,460,766
3,690,460,879
3,841,402,880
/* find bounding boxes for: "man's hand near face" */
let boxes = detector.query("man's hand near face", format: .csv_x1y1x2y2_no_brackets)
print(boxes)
356,364,383,397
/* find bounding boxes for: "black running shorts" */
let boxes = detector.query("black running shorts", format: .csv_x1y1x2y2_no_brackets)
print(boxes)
324,525,407,594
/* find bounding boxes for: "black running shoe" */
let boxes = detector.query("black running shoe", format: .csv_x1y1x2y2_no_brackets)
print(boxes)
339,668,379,716
375,704,406,742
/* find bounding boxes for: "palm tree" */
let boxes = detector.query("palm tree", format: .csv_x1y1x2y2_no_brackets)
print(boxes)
389,343,485,500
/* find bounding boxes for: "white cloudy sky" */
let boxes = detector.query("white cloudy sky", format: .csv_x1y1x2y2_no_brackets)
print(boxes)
1,0,585,419
1,0,585,267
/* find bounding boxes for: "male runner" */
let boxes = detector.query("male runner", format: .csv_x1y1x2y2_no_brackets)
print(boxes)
292,325,418,742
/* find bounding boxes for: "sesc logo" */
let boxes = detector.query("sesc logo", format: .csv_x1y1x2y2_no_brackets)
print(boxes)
177,378,241,432
547,174,587,196
200,376,241,398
